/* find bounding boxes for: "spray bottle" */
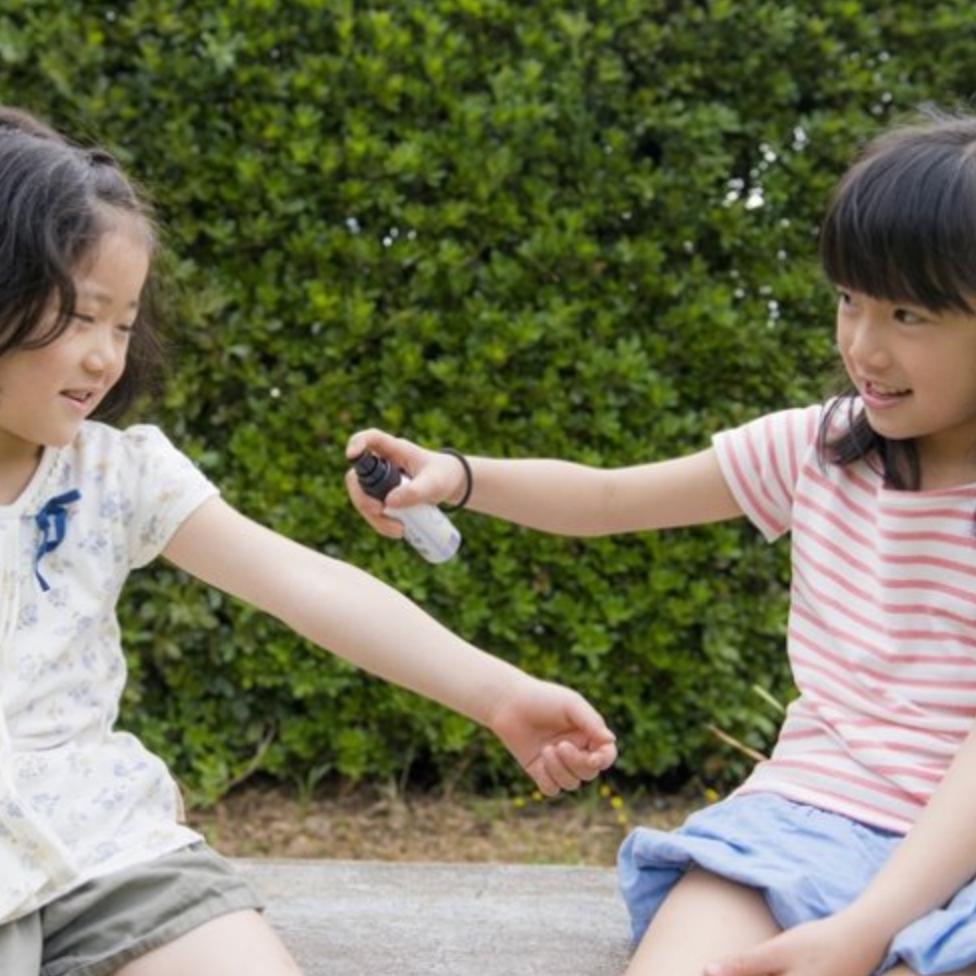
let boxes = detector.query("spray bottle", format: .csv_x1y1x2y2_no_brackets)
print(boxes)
352,450,461,564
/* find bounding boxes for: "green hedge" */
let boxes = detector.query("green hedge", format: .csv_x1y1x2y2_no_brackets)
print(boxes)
3,0,975,802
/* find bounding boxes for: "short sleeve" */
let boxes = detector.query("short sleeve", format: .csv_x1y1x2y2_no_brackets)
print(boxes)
711,405,823,542
114,425,220,568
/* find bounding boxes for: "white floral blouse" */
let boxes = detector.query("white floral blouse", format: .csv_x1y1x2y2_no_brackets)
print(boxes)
0,421,218,923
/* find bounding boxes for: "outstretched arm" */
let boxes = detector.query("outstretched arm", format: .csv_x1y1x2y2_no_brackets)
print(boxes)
345,428,743,538
706,719,976,976
162,497,617,794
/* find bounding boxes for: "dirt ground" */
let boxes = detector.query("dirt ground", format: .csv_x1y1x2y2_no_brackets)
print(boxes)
187,780,704,866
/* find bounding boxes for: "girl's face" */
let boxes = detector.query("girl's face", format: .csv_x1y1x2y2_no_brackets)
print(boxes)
0,216,150,485
836,287,976,489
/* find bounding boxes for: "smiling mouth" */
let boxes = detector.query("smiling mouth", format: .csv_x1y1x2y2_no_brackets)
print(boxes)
865,380,911,399
62,390,97,406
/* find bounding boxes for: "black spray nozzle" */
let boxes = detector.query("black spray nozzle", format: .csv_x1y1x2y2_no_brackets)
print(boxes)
353,449,402,501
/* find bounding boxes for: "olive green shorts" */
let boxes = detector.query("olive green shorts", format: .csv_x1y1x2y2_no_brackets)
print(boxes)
0,843,263,976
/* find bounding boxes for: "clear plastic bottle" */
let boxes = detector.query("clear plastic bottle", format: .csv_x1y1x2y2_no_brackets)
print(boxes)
352,450,461,563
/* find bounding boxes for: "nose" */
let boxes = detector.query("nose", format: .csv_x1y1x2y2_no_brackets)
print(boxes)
840,310,891,372
81,329,124,377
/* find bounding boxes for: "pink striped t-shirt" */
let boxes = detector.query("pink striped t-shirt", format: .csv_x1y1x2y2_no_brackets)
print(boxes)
712,402,976,834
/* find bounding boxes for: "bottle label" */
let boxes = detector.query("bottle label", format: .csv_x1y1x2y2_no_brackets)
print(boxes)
386,504,461,564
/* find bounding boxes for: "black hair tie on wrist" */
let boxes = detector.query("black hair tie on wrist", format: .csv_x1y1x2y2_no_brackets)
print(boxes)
439,449,473,511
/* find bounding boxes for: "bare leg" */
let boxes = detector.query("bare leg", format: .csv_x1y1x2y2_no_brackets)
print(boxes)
623,869,780,976
112,910,302,976
623,873,976,976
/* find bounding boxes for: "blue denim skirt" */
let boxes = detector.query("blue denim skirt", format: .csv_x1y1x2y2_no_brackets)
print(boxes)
618,793,976,975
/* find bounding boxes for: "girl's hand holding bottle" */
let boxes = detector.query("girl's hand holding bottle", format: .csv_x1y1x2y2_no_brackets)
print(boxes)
345,429,468,539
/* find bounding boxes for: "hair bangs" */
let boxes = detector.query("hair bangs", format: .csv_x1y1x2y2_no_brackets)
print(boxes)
821,134,976,314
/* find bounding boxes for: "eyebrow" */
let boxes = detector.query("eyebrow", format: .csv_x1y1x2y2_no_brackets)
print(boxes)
75,286,141,311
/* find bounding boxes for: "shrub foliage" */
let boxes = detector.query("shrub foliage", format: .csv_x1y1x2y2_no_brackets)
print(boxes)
2,0,975,801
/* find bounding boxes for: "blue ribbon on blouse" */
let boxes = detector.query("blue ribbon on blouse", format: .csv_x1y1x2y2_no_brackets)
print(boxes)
34,489,82,592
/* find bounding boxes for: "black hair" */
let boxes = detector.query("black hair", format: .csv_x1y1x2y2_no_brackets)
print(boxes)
818,108,976,488
0,105,162,422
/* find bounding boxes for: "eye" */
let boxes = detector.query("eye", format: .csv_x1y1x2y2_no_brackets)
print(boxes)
893,306,929,325
69,310,135,335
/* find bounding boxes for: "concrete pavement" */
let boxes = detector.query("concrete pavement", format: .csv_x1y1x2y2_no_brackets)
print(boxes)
235,858,633,975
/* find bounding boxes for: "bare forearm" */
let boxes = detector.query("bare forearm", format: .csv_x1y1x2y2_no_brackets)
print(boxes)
165,499,525,726
463,457,615,535
246,539,530,727
281,552,524,724
465,449,742,536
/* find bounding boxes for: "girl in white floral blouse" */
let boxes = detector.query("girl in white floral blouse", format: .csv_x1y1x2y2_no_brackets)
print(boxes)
0,105,617,976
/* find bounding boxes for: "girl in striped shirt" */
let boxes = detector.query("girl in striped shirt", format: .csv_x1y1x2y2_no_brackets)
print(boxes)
347,110,976,976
